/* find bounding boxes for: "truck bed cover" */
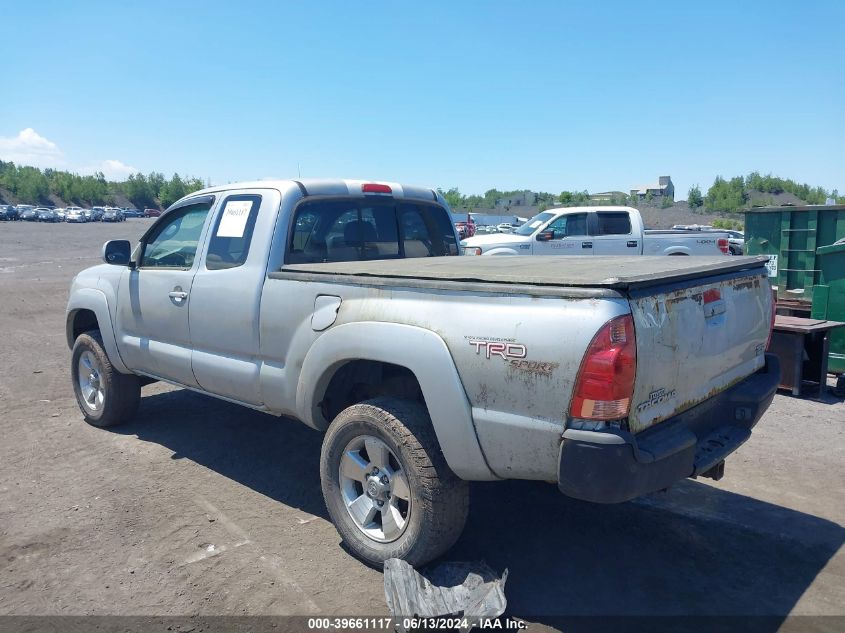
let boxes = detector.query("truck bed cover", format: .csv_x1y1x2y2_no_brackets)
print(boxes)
279,255,770,291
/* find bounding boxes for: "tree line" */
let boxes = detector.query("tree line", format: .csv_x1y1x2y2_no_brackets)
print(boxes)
441,172,843,214
4,159,841,215
0,160,205,209
439,187,664,211
687,172,844,213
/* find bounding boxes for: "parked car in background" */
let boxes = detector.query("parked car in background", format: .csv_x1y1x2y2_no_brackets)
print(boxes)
143,208,162,217
454,217,476,239
0,205,20,220
16,204,35,219
496,223,515,233
102,207,125,222
66,208,88,223
36,208,61,223
55,208,67,221
122,208,143,218
90,207,106,221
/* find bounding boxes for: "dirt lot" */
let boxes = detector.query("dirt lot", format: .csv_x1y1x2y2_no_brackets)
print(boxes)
0,220,843,630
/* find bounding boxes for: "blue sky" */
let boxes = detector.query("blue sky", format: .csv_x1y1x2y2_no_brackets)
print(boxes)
1,0,843,199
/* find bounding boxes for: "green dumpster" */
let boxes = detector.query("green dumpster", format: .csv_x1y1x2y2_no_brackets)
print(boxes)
745,205,845,306
812,240,845,386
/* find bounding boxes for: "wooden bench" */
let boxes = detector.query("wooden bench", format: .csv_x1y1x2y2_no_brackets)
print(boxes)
769,315,845,397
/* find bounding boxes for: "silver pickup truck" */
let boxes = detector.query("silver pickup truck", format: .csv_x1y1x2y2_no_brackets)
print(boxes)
461,206,732,256
66,179,780,566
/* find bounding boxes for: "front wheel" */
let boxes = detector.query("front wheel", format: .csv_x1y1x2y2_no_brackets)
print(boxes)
71,331,140,427
320,398,469,567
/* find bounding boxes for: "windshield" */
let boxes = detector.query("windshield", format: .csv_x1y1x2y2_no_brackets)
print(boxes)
514,212,556,235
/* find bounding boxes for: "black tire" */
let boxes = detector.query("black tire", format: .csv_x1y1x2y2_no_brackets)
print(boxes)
71,330,140,427
834,376,845,398
320,397,469,567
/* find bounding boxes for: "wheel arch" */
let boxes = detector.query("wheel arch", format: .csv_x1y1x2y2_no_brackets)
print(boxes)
66,288,130,373
482,247,520,256
297,321,496,481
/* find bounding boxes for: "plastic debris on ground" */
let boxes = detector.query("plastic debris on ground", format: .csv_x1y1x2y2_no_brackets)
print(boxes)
384,558,508,633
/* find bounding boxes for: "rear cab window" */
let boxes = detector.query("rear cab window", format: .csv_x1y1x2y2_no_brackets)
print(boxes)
594,211,632,235
286,198,457,264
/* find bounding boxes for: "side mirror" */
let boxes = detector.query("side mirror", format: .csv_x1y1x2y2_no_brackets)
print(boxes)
102,240,132,266
536,231,554,242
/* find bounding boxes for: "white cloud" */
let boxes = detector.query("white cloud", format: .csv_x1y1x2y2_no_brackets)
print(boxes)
89,159,139,180
0,128,64,167
1,127,140,180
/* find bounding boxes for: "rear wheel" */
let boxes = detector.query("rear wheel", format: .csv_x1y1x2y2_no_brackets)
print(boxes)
71,331,140,427
320,397,469,567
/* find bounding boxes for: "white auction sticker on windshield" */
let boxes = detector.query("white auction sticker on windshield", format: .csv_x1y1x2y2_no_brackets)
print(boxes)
217,200,252,238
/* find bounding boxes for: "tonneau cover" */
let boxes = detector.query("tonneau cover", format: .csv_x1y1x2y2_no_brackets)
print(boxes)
280,256,770,291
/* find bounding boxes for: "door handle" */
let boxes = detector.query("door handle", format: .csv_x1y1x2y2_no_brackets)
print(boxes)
168,290,188,301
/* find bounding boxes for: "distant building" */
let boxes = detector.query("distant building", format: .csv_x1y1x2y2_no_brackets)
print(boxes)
630,176,674,201
589,191,627,203
495,191,536,208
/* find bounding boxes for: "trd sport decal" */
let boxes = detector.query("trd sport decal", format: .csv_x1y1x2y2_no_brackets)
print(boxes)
467,339,559,376
468,340,527,360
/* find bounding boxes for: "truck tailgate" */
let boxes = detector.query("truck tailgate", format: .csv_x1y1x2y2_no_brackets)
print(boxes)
628,268,772,433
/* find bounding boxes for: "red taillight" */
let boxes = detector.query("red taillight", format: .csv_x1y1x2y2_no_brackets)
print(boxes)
718,238,730,254
362,183,392,194
570,314,637,421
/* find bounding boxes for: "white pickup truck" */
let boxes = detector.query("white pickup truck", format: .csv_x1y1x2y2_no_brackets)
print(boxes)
461,206,732,256
66,179,779,567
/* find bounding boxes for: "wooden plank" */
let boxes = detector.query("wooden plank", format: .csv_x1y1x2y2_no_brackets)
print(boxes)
774,315,845,334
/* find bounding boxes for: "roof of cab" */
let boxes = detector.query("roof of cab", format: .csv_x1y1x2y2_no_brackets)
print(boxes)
536,205,640,214
180,179,441,204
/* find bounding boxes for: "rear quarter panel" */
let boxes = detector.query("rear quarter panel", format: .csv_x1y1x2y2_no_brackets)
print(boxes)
264,281,629,480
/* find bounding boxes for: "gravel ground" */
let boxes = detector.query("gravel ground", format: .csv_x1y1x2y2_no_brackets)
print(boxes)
0,220,843,630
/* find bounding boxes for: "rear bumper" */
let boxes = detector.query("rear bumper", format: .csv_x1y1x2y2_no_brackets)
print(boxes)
557,353,780,503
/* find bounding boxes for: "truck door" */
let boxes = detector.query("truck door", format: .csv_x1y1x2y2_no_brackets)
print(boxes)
188,189,280,406
115,198,214,387
590,211,639,255
533,212,591,255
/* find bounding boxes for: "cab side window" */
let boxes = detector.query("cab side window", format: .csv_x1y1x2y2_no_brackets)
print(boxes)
140,203,212,269
546,213,588,239
206,195,261,270
595,211,632,235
